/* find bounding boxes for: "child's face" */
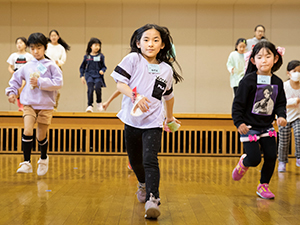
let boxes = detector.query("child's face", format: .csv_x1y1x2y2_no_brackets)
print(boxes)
91,43,100,54
263,89,271,98
136,28,165,63
237,42,246,54
16,39,26,52
50,31,59,44
251,48,278,75
254,26,265,40
29,44,45,61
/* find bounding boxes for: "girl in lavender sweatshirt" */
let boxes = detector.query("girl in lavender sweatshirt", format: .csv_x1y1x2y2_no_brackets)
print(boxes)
5,32,63,176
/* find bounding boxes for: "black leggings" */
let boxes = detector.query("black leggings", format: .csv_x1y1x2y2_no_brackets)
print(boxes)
243,137,277,184
124,124,162,201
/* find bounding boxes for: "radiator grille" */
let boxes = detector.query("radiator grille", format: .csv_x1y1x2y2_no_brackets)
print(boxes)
0,124,293,156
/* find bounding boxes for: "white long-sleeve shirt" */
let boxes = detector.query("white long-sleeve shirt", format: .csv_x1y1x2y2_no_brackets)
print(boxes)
284,80,300,123
46,43,66,66
226,51,245,88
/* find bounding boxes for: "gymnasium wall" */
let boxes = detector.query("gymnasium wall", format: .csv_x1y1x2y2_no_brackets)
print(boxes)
1,2,300,114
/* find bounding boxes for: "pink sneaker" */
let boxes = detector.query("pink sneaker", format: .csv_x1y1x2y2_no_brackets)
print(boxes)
232,154,249,181
296,158,300,167
278,161,286,172
256,183,275,199
136,183,146,203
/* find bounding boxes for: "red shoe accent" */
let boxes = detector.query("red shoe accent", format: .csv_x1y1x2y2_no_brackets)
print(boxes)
127,162,132,170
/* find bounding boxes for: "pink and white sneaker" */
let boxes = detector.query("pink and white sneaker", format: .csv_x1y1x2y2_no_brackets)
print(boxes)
278,161,286,172
296,158,300,167
232,154,249,181
136,183,146,203
256,183,275,199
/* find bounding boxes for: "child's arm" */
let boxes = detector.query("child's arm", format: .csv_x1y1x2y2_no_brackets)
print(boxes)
102,90,121,111
79,56,87,80
37,66,63,91
8,64,15,75
99,54,107,74
117,81,150,113
5,69,23,97
286,98,300,108
226,53,234,74
56,49,67,67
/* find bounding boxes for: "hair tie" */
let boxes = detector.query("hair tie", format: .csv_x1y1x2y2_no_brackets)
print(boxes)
276,46,285,56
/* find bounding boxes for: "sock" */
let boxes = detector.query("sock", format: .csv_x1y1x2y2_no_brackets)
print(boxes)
22,134,33,162
38,137,48,160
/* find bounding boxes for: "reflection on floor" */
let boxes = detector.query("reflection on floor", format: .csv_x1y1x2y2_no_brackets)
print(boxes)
0,155,299,225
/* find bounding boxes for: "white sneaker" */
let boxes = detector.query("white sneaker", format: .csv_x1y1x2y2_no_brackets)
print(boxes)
278,161,286,172
97,103,104,112
17,161,33,173
145,193,161,219
37,156,49,176
86,106,93,113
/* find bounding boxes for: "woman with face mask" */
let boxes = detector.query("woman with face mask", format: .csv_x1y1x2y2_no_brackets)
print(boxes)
278,60,300,172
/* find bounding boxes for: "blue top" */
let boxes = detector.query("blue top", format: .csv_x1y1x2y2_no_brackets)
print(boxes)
79,53,107,87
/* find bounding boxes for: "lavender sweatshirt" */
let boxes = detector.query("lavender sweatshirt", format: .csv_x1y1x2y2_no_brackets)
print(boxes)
5,58,63,110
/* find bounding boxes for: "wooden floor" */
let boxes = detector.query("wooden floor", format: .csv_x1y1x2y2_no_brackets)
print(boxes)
0,155,300,225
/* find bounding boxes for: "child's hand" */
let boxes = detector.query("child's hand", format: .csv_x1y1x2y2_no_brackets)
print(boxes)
81,77,86,84
99,70,104,75
8,94,16,104
166,116,181,125
297,98,300,105
133,95,151,113
231,67,234,74
102,101,109,111
277,117,287,127
30,76,38,89
238,123,249,135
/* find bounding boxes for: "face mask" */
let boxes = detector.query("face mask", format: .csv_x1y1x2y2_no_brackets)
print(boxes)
290,71,300,81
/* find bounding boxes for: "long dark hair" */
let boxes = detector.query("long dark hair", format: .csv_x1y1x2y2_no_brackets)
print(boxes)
245,40,283,75
130,24,183,84
49,29,70,51
86,38,101,55
27,32,50,59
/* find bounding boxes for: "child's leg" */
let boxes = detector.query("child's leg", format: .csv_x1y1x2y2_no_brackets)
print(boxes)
242,142,262,167
37,123,49,159
278,123,291,163
142,128,162,201
95,81,102,104
87,82,94,106
22,112,36,162
259,137,277,184
124,125,145,183
291,119,300,159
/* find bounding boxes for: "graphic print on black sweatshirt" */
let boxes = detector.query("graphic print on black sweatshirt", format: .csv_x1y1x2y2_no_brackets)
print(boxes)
252,84,278,116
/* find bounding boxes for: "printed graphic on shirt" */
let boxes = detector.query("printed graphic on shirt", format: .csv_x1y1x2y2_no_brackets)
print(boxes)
15,55,27,70
252,84,278,116
152,76,167,100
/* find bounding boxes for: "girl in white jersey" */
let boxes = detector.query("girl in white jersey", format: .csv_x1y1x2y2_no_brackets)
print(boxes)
278,60,300,172
111,24,183,219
